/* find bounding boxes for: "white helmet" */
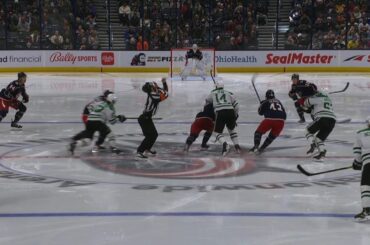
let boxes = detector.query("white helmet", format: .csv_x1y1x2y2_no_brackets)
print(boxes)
106,93,117,104
215,81,224,89
192,44,198,50
366,116,370,126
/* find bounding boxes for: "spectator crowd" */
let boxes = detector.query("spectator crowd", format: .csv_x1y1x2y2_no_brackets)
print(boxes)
286,0,370,49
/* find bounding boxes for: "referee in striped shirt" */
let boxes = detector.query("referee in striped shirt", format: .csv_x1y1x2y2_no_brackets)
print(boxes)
137,78,169,159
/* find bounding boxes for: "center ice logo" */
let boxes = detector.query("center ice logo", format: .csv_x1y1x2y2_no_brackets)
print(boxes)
82,140,257,179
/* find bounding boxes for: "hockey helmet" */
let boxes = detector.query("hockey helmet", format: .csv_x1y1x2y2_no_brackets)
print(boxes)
265,89,275,99
142,82,152,93
106,93,117,104
291,73,299,80
215,81,224,89
192,44,198,51
103,90,113,97
366,116,370,126
18,72,27,79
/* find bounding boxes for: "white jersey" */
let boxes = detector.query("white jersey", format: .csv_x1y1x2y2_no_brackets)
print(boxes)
206,88,239,113
353,127,370,166
304,91,336,120
87,100,117,124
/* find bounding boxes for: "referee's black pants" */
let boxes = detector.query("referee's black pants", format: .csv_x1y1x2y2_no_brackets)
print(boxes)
137,114,158,153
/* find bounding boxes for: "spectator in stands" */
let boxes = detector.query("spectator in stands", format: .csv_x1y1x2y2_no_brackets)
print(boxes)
127,37,136,50
333,35,346,49
17,12,30,32
88,30,99,49
348,35,360,49
50,30,64,49
119,2,131,26
137,36,149,50
130,11,140,27
285,34,298,49
63,37,73,49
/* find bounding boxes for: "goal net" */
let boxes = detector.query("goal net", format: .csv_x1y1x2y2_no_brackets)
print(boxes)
170,48,216,78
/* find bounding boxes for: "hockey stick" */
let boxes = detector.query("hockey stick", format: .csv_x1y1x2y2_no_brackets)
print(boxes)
297,164,352,176
125,117,163,120
251,74,261,103
329,82,350,94
210,69,216,85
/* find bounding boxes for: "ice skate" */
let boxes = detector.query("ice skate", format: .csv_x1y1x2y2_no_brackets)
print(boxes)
255,147,265,155
68,141,77,155
234,144,241,153
354,208,370,222
92,145,106,153
306,143,316,154
298,118,305,123
11,120,22,130
183,144,190,152
248,146,258,153
136,152,148,159
222,142,230,156
313,150,326,161
145,149,157,156
200,144,210,150
111,147,122,154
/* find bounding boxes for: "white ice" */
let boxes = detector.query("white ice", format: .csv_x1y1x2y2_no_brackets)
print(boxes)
0,72,369,245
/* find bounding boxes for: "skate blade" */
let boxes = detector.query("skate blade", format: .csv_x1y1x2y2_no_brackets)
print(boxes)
354,217,370,223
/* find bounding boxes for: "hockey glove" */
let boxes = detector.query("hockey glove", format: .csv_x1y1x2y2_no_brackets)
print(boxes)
22,94,29,103
117,115,127,123
352,159,363,171
289,92,298,101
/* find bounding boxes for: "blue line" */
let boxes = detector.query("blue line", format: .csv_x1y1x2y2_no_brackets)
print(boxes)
0,212,353,218
0,121,363,125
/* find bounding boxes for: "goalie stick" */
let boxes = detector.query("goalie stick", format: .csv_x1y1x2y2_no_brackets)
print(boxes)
297,164,352,176
329,82,350,94
251,74,261,103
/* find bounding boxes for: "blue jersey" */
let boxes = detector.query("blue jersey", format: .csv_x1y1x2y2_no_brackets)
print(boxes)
196,103,215,121
258,98,286,120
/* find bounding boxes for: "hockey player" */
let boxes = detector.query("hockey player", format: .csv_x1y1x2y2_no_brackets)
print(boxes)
82,90,113,124
78,90,114,146
289,73,317,123
302,90,336,161
137,78,169,159
68,91,126,155
249,90,286,154
180,44,207,81
205,81,240,156
352,116,370,222
0,72,29,129
184,103,215,152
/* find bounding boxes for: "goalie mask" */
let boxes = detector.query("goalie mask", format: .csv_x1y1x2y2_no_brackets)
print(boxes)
192,44,198,51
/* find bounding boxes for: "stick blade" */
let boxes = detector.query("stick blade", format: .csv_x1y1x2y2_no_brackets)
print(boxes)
297,164,313,176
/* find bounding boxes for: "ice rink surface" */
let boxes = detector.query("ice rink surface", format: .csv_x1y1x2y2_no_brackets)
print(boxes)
0,72,369,245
